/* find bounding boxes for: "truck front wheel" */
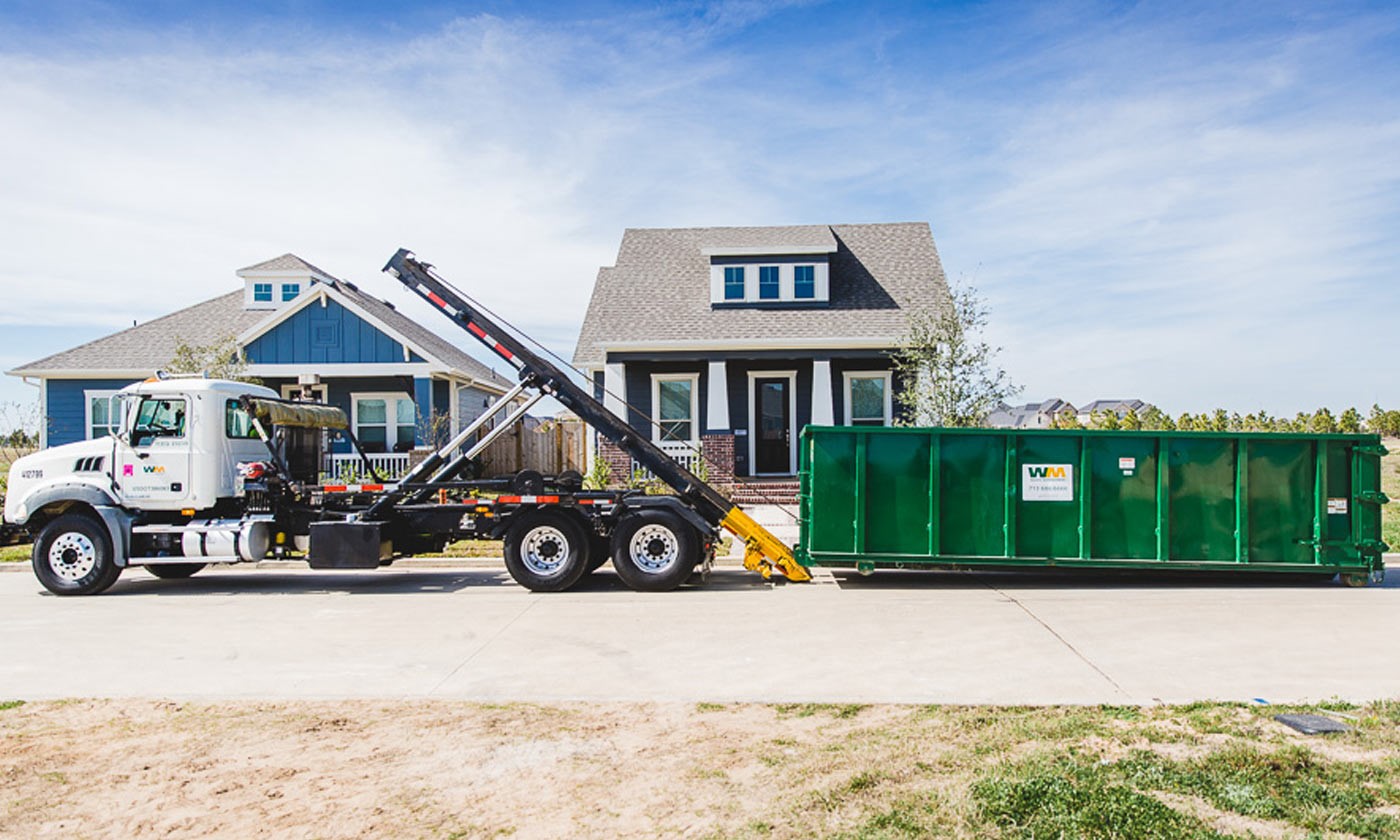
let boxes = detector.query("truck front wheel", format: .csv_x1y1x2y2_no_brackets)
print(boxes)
503,510,590,592
611,510,699,592
33,513,122,596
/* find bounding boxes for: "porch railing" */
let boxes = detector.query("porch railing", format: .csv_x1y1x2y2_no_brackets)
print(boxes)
325,452,413,482
631,440,703,480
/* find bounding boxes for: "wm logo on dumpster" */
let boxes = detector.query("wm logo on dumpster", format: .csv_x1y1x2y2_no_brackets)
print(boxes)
1022,464,1073,501
1025,466,1068,479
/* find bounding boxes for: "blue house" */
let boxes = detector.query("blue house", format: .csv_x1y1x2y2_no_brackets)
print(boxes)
8,254,513,476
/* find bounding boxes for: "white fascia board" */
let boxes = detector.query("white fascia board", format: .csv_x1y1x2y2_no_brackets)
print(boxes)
5,369,152,379
700,243,836,257
235,268,336,284
236,285,453,371
244,362,436,377
434,371,512,395
599,337,897,353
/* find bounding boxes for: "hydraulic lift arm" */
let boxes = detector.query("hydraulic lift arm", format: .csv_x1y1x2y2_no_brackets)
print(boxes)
382,248,808,582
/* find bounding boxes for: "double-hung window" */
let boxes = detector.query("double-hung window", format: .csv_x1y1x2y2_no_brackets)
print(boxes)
281,283,300,301
85,391,121,439
845,372,891,426
758,266,780,300
354,394,416,452
723,267,745,300
652,374,698,442
252,283,273,302
794,265,815,299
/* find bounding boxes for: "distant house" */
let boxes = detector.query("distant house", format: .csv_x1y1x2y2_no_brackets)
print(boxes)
1076,399,1149,425
8,254,512,476
988,399,1075,429
572,223,949,482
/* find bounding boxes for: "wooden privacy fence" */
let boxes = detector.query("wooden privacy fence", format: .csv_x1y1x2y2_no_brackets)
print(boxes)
475,416,586,477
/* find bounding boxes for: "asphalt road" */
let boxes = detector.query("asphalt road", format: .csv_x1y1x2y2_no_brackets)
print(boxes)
2,561,1397,705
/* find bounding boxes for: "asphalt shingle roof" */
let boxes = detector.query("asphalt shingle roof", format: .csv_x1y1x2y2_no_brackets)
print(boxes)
9,291,263,374
571,222,949,367
10,257,511,389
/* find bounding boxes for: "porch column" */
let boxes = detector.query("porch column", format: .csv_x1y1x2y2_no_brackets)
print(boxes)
413,377,433,446
603,363,626,416
705,360,729,432
811,359,834,426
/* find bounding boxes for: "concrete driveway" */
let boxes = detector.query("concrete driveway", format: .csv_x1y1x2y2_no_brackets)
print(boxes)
2,560,1397,705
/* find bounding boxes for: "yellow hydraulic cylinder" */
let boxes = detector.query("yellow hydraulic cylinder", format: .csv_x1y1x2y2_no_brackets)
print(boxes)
719,506,811,582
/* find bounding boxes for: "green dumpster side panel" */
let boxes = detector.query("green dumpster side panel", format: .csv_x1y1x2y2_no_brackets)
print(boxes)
797,426,1387,577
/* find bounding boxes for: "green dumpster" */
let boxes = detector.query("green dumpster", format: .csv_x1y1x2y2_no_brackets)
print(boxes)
796,427,1389,582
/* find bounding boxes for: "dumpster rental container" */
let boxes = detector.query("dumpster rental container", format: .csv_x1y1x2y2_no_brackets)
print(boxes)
796,427,1389,583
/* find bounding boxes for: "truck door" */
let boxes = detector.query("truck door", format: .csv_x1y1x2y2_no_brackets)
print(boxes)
115,394,193,507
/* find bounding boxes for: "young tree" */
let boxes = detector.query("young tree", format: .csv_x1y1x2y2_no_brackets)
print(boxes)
1176,412,1196,431
1338,407,1362,434
1309,407,1337,434
1051,407,1082,429
1120,406,1142,430
892,281,1019,427
166,334,261,383
1136,406,1170,431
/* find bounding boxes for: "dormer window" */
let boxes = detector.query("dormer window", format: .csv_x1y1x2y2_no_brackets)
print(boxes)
253,283,273,302
794,265,815,299
758,266,779,300
282,283,300,301
723,267,745,300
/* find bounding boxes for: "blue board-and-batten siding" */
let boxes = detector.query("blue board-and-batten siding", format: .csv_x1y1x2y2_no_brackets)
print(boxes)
243,298,425,365
45,378,138,447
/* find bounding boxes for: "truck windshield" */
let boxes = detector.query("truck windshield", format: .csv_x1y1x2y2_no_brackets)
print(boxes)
131,397,187,447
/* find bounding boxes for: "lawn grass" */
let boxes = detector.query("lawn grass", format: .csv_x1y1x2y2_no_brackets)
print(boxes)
0,543,29,563
1382,438,1399,552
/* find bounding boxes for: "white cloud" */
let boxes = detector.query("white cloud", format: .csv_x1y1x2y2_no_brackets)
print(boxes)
0,3,1396,418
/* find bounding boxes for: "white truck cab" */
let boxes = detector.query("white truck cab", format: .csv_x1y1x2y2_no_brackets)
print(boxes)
5,376,283,594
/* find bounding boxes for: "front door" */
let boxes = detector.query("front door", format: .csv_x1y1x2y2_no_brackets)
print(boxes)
754,377,791,474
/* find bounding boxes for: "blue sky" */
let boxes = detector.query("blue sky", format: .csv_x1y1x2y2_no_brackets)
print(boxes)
1,0,1397,427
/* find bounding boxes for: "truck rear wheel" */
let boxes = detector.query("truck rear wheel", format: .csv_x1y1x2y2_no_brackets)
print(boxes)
503,510,590,592
33,513,122,596
145,563,207,580
611,510,699,592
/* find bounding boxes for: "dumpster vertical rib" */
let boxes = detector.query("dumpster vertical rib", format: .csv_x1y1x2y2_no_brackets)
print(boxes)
1349,443,1361,558
1156,436,1170,561
854,431,867,555
1235,438,1249,563
1004,436,1017,558
928,431,940,557
1078,436,1092,560
1313,441,1327,565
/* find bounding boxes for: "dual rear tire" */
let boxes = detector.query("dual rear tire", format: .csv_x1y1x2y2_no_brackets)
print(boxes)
502,508,700,593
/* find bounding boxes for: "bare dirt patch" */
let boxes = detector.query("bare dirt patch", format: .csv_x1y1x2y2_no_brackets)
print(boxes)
3,700,1397,839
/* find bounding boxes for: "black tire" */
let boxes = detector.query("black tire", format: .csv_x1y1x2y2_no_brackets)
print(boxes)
144,563,207,579
502,509,590,592
32,513,122,596
611,510,700,592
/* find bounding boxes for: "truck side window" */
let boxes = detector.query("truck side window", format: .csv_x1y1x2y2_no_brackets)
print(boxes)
130,398,187,447
225,400,260,439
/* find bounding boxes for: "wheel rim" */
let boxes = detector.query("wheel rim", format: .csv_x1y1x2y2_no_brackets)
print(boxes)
628,524,679,574
49,532,97,581
521,526,573,577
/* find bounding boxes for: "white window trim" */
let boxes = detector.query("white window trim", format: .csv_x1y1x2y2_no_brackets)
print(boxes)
83,389,120,440
650,373,699,443
708,261,829,304
280,282,301,301
746,370,798,476
843,371,892,426
350,392,416,450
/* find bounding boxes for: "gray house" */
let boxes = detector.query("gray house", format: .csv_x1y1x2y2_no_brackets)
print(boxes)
8,254,512,477
572,223,949,485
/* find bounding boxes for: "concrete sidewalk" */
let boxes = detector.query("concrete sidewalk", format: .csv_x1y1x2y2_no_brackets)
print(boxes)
2,559,1397,705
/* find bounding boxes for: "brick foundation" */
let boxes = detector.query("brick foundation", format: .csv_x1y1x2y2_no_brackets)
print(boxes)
592,433,737,492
